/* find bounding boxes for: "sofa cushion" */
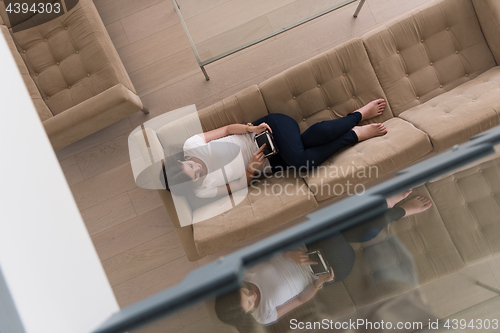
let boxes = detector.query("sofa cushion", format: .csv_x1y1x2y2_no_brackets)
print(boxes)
9,0,135,115
473,0,500,65
343,186,465,308
303,118,432,202
363,0,497,116
192,175,318,256
198,85,270,132
1,25,52,121
426,157,500,264
398,66,500,152
259,38,394,134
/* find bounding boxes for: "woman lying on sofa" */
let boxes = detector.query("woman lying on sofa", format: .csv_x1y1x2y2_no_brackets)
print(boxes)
214,191,432,332
165,99,388,198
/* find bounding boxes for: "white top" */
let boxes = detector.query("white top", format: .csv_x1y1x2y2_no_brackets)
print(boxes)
183,133,271,198
244,247,316,325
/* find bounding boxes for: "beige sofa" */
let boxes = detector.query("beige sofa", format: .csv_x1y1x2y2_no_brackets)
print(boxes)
138,0,500,261
0,0,144,150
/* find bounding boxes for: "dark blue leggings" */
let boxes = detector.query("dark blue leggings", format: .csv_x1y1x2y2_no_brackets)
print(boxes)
307,207,406,283
254,112,361,170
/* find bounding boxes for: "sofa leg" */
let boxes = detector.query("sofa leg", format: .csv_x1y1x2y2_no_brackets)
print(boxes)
141,108,150,114
476,281,500,294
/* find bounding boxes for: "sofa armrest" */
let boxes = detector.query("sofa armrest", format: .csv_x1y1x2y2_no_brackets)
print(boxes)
132,126,200,261
157,189,201,262
473,0,500,65
44,84,143,150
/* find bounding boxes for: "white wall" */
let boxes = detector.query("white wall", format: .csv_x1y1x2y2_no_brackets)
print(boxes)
0,32,119,333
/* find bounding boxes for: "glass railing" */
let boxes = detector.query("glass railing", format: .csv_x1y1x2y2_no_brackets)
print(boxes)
95,125,500,333
172,0,357,80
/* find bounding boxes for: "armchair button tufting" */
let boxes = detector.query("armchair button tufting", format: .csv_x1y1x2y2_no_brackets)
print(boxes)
44,38,48,42
65,26,68,30
421,39,424,43
439,85,443,88
491,193,495,196
22,50,26,53
465,74,469,77
430,62,433,66
302,118,306,121
446,27,450,31
76,50,79,54
343,72,346,76
56,62,60,65
292,96,296,100
35,73,38,76
317,84,320,88
416,96,420,100
352,96,356,99
46,96,50,100
68,85,71,89
405,73,409,77
87,73,91,77
456,51,459,54
396,50,400,54
326,107,330,110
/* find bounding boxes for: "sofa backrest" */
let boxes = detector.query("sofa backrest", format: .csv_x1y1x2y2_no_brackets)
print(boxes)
472,0,500,66
4,0,135,116
258,38,394,134
1,25,53,121
363,0,497,116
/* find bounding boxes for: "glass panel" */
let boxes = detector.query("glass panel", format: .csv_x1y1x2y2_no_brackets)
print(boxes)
101,140,500,333
174,0,356,65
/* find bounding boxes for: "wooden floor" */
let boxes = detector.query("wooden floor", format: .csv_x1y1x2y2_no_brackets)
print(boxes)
56,0,434,331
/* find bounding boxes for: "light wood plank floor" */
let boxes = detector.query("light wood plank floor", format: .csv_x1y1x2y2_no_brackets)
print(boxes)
57,0,435,331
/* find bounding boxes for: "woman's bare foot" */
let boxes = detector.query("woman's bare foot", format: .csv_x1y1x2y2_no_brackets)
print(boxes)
352,123,387,142
356,99,386,121
386,189,412,208
399,196,432,216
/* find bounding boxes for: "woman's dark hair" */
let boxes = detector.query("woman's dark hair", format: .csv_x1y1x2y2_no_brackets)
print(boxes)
214,286,264,333
160,152,196,196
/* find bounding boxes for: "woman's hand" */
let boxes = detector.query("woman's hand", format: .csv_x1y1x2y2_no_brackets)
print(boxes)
251,122,272,134
315,267,335,288
284,250,318,265
248,144,266,173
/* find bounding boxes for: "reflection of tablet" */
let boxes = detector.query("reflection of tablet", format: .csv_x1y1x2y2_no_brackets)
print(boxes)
307,250,330,276
254,130,278,158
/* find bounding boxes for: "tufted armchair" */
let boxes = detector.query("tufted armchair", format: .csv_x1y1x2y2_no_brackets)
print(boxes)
0,0,145,150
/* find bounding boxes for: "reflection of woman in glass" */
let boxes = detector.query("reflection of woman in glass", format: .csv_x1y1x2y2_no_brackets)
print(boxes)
215,244,334,332
165,100,388,197
215,191,432,331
